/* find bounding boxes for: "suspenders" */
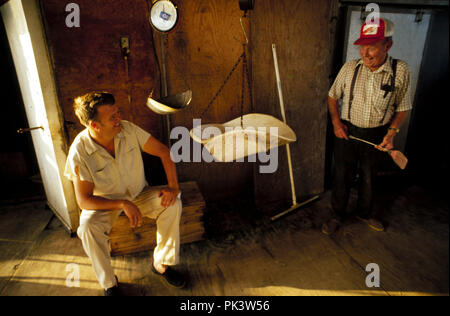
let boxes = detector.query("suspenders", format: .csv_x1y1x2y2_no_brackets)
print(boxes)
348,63,362,120
347,59,398,124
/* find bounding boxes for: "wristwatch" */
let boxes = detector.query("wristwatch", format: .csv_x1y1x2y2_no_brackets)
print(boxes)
388,127,400,133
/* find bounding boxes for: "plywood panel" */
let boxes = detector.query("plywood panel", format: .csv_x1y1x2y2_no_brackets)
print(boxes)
251,0,333,213
157,0,255,200
41,0,255,202
41,0,161,142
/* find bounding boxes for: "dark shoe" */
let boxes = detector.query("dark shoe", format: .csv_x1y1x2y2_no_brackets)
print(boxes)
104,285,121,296
356,216,384,232
104,275,121,296
151,264,186,289
322,218,340,235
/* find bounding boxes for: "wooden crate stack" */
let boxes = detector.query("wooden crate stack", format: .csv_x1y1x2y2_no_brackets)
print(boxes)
109,181,205,256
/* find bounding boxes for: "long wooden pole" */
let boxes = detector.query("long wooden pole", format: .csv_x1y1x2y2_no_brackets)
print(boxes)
270,44,319,221
160,32,171,146
272,44,297,206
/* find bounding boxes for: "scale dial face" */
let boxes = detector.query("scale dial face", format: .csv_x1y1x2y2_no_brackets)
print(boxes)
150,0,178,32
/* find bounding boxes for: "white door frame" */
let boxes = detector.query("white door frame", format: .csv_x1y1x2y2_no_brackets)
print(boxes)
1,0,79,234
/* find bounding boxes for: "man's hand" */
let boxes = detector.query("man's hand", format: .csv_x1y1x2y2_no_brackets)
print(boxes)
376,111,408,151
158,187,180,208
122,200,143,228
332,119,349,140
376,133,395,151
328,97,348,140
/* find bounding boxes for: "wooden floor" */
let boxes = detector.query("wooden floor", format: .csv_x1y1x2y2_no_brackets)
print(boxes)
0,177,448,296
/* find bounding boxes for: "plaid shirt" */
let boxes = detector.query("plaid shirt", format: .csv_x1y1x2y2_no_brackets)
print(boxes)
329,56,412,128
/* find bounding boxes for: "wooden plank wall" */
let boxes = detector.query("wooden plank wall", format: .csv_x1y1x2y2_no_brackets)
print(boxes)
40,0,253,201
145,0,254,201
251,0,335,213
41,0,336,206
41,0,161,142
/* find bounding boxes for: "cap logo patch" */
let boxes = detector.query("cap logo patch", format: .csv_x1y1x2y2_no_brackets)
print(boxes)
363,24,379,35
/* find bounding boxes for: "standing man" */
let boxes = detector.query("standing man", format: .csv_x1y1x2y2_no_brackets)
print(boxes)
322,18,412,235
64,91,186,295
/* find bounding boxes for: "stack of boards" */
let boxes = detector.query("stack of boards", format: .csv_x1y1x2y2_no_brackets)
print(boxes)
109,181,205,256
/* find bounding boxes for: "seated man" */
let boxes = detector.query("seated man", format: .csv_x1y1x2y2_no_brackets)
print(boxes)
64,91,186,295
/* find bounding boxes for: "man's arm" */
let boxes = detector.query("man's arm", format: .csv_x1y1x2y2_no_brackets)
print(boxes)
378,60,412,150
328,96,349,140
377,110,409,150
73,166,142,227
142,136,180,208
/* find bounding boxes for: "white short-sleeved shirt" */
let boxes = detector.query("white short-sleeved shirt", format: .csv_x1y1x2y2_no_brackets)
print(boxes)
329,56,412,128
64,120,151,202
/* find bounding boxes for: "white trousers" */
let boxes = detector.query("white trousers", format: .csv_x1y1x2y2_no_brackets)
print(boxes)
77,187,182,289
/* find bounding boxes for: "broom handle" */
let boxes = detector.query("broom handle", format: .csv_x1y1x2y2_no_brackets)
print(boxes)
349,135,391,153
349,135,377,147
272,44,287,122
272,44,297,205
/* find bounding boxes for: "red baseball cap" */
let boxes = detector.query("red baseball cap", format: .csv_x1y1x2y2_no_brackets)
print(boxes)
354,18,394,45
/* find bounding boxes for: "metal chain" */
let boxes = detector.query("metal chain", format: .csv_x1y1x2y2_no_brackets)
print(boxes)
240,50,246,127
200,43,253,125
243,48,253,113
200,51,245,118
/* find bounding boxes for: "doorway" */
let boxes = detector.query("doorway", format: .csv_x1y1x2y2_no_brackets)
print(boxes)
1,0,79,233
0,15,44,204
325,4,449,188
